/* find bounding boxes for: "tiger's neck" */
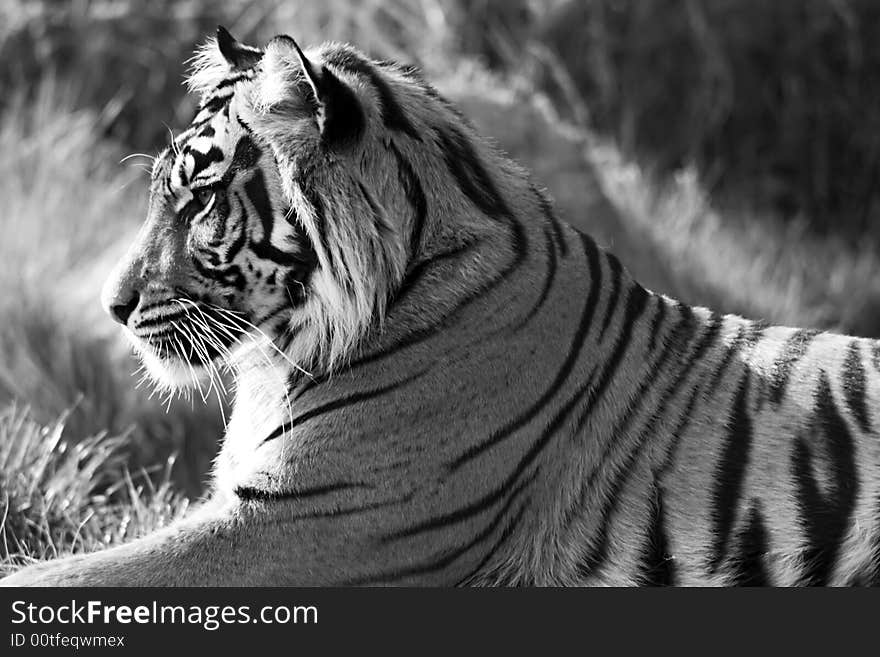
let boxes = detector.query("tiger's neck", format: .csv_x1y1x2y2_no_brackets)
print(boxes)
213,348,293,492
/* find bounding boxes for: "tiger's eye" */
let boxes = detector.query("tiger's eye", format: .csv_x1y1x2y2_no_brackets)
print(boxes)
194,188,215,207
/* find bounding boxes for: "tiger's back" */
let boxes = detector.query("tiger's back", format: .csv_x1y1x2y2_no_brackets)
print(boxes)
265,188,880,586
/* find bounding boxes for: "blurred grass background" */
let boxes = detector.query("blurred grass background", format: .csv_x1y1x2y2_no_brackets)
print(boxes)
2,0,880,572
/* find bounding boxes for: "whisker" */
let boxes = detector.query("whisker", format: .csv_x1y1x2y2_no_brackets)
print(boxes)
174,301,234,390
208,304,313,378
163,123,180,157
120,152,157,164
172,324,210,404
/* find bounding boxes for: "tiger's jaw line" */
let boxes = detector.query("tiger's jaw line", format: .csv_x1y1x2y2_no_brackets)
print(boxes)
127,306,303,402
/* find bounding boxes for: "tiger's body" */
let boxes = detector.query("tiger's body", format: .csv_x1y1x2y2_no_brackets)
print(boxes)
3,28,878,586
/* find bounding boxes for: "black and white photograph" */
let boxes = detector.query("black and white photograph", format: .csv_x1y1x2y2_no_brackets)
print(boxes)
1,0,880,610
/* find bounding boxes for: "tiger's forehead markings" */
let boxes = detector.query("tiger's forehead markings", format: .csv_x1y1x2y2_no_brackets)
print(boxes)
168,71,257,189
188,66,256,125
174,116,235,188
193,92,232,125
178,74,244,143
185,145,226,186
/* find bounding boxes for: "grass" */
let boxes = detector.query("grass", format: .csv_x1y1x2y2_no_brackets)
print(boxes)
532,0,880,242
2,0,880,574
0,405,188,576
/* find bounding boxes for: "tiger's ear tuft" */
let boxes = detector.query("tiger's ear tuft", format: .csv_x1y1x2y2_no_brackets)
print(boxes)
263,35,365,148
216,26,262,70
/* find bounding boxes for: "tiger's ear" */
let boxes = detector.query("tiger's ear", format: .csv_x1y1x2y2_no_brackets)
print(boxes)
216,26,262,70
264,35,365,147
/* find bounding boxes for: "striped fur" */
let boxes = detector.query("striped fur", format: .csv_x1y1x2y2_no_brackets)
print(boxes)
4,29,880,587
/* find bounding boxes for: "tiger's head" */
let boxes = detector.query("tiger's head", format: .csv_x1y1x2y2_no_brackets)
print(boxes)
101,27,445,391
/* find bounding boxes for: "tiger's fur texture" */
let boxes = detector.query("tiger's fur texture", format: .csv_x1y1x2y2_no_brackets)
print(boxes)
3,28,879,587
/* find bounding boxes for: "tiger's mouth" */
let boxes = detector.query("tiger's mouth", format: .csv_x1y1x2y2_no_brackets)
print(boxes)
127,297,251,387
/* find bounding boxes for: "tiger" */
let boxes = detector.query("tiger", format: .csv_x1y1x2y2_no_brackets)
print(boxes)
3,26,879,587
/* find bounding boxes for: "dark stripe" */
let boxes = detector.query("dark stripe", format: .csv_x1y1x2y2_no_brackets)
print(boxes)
578,307,714,483
215,71,254,90
389,141,427,257
573,438,644,579
842,340,871,433
234,481,368,503
347,502,529,586
706,324,746,394
203,196,232,248
731,503,771,586
654,375,705,479
768,329,818,404
456,498,531,585
382,469,537,544
688,313,725,362
229,133,261,173
580,283,651,416
177,158,189,187
435,125,513,220
447,233,603,471
132,309,186,330
220,209,247,262
324,47,422,141
355,220,525,368
638,487,676,586
261,370,426,444
244,177,317,269
199,93,231,116
648,297,668,352
513,227,558,329
188,145,225,179
792,371,859,586
708,370,753,573
136,326,178,340
619,313,721,468
401,372,595,568
191,255,245,290
572,309,710,578
703,319,764,398
532,184,569,257
598,253,623,341
647,310,722,412
424,373,596,584
284,493,415,523
394,241,482,304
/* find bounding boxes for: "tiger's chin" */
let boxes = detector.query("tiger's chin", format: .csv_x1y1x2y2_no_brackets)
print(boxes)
130,335,221,393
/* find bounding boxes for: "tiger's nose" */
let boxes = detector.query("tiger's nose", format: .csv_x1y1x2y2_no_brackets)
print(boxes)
108,290,141,326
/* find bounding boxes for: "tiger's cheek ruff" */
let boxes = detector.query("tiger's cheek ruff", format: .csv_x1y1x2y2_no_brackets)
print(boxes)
230,40,410,373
